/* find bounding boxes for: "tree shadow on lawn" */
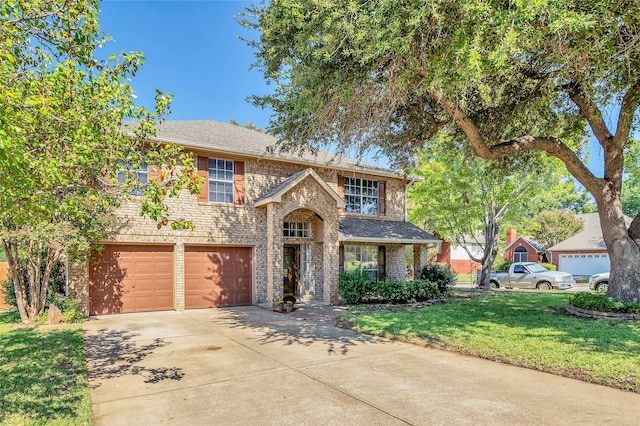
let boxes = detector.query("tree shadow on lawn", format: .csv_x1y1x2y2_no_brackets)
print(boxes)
0,320,89,423
83,327,184,389
199,305,385,356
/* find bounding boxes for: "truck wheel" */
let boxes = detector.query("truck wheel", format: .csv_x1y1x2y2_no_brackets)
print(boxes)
595,282,608,292
536,281,552,290
490,280,499,289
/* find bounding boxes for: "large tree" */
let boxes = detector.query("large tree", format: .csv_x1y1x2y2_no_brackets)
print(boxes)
622,140,640,217
409,141,582,287
1,1,199,323
241,0,640,303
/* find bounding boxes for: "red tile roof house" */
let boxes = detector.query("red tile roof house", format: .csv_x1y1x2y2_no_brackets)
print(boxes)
68,121,440,315
547,213,632,277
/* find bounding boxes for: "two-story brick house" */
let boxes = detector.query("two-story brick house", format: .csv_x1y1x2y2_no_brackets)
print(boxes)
69,121,439,315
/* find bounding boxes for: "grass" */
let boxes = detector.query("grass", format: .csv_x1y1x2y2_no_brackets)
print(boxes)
344,292,640,392
0,311,93,425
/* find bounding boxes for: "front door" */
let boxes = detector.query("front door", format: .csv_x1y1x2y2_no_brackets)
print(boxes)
283,245,299,295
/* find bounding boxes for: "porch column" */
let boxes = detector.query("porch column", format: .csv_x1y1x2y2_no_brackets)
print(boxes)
386,245,406,280
265,203,283,308
414,244,430,276
323,216,340,304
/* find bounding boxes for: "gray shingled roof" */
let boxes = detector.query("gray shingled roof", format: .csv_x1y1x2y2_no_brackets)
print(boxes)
339,217,440,244
547,213,633,251
144,120,398,177
505,236,546,252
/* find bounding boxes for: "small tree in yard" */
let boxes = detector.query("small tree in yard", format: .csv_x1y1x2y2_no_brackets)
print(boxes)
409,141,578,288
0,1,200,323
525,210,584,249
241,0,640,303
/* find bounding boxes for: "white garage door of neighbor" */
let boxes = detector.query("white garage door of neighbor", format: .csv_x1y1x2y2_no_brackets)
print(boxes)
558,253,610,276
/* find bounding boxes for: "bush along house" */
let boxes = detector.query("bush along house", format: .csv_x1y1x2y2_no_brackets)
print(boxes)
69,121,440,315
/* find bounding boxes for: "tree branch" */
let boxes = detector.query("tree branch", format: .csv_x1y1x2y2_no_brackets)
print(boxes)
433,93,603,196
613,81,640,149
567,85,613,146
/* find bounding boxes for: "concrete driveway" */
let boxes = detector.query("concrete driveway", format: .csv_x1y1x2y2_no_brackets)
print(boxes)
83,305,640,425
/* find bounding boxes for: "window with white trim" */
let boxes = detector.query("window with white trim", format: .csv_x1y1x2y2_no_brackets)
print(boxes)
344,177,378,215
208,158,234,204
344,245,378,281
514,246,528,262
283,222,310,238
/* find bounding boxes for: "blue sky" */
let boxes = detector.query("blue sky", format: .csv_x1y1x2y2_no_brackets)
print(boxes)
99,0,607,177
99,0,272,129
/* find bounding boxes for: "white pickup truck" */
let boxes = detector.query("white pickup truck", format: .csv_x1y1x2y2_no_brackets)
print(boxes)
489,262,576,290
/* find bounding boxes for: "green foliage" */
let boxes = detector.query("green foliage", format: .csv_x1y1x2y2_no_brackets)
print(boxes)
0,1,201,323
51,296,84,323
339,271,373,304
417,263,457,293
570,292,640,314
339,271,448,305
622,140,640,216
241,0,640,303
540,263,557,271
494,261,512,272
525,210,584,249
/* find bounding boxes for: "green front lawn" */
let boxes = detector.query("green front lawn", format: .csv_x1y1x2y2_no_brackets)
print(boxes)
0,311,93,425
345,292,640,392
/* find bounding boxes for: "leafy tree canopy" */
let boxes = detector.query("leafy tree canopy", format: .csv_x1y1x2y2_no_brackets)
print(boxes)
242,0,640,303
523,210,585,249
0,0,199,322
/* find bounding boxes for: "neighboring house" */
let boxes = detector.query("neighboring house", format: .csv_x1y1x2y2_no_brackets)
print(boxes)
435,234,483,275
503,229,548,264
68,121,440,315
547,213,632,276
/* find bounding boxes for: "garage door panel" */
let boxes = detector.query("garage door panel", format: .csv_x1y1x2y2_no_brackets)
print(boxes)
185,246,252,309
89,245,174,315
558,253,610,276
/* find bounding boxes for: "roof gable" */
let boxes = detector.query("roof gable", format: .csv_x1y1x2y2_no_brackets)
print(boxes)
254,168,346,208
547,213,632,251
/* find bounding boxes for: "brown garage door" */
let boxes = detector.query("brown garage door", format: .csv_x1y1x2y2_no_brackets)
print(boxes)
89,245,174,315
184,246,252,309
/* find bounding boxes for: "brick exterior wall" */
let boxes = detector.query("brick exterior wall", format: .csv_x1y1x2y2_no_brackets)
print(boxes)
504,238,540,263
69,152,411,314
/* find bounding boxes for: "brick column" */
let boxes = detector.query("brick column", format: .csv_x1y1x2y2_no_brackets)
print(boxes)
414,244,430,275
174,240,185,311
68,261,89,316
386,245,406,280
324,216,340,304
265,203,283,308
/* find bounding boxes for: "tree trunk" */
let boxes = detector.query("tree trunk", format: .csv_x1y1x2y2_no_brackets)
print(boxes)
598,206,640,304
478,216,500,289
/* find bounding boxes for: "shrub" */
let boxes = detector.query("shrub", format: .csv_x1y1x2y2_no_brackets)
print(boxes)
540,262,557,271
373,279,444,303
339,270,374,304
493,261,512,272
51,296,84,323
417,263,456,293
569,292,640,314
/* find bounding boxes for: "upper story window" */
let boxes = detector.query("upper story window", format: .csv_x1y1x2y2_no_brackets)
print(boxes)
208,158,234,204
344,177,378,215
117,161,148,194
283,222,310,238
